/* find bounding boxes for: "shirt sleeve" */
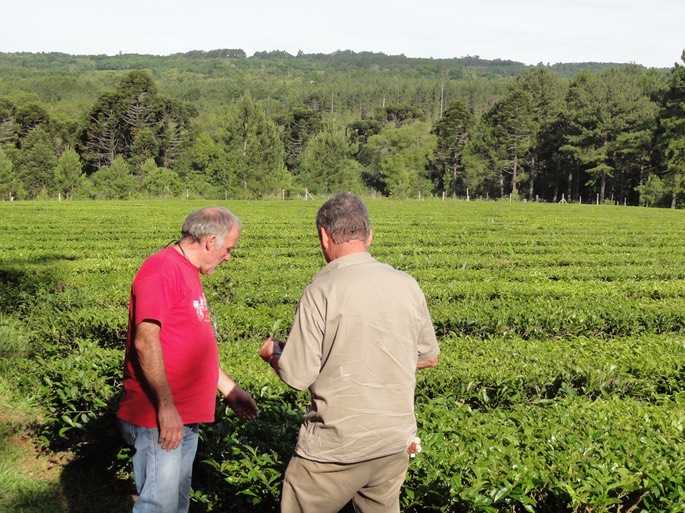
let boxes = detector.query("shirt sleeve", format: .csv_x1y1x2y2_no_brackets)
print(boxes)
278,294,325,391
133,271,174,327
417,295,440,362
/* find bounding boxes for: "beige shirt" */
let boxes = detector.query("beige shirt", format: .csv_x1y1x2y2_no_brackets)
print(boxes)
279,252,439,463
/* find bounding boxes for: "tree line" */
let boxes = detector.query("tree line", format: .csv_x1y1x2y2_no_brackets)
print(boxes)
0,49,683,206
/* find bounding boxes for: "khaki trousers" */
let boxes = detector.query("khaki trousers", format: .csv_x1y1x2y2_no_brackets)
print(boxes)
281,451,410,513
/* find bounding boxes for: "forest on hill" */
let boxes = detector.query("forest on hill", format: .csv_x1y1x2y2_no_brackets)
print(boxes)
0,49,683,206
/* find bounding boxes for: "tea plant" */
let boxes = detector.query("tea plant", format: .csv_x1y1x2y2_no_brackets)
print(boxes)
2,199,685,512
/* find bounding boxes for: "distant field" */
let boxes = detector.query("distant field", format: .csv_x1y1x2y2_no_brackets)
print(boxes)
2,198,685,512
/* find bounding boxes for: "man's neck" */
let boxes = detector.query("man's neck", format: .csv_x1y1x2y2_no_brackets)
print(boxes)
176,240,201,269
327,240,368,262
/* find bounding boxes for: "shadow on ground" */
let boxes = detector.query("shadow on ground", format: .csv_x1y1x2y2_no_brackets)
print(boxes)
58,415,135,513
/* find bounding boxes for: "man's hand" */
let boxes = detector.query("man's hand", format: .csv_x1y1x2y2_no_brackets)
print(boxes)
259,336,283,370
417,355,439,370
134,321,183,451
225,386,259,420
157,403,184,451
407,437,422,456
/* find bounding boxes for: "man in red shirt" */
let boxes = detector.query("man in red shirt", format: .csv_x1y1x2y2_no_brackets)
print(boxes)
117,206,258,513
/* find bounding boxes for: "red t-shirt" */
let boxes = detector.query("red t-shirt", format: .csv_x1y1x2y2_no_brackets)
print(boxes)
117,247,219,427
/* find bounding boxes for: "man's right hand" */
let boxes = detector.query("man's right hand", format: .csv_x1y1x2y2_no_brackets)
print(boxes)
134,321,183,451
157,403,184,451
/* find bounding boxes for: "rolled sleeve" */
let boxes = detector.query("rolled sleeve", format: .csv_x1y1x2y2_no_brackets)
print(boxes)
417,298,440,363
279,297,325,391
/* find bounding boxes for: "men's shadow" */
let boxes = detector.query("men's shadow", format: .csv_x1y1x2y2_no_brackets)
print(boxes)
1,263,133,512
56,395,310,513
58,410,135,513
0,265,55,314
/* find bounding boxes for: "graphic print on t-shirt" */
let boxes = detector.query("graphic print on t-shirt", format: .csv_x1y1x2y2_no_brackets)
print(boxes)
193,294,211,323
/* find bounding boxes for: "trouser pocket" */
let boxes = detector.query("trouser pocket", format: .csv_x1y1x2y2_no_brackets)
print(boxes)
117,418,138,446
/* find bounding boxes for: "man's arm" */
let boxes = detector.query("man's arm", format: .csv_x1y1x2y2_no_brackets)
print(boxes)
258,336,283,374
417,355,439,369
217,368,259,420
134,320,183,451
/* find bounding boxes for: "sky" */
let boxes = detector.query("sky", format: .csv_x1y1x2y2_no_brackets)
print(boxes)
2,0,683,69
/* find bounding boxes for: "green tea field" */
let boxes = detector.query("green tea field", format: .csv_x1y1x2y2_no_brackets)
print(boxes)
1,199,685,512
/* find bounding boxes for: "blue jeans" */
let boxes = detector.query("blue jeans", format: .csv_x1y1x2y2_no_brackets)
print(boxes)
118,420,200,513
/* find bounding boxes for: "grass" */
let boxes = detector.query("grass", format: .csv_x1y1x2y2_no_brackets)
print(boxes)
0,319,61,511
0,377,65,512
0,315,133,513
0,377,134,513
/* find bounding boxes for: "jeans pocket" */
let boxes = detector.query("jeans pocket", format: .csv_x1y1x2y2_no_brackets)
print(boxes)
117,419,137,446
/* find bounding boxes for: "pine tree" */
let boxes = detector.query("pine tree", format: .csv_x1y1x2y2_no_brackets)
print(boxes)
216,92,288,198
295,127,363,195
15,127,57,198
78,71,191,173
655,51,685,208
54,146,84,199
0,147,21,200
431,100,473,197
366,121,436,198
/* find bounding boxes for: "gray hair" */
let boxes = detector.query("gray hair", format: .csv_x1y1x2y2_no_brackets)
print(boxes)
181,206,241,245
316,192,371,244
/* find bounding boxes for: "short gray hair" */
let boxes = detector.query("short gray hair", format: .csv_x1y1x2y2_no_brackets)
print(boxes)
316,192,371,244
181,206,241,245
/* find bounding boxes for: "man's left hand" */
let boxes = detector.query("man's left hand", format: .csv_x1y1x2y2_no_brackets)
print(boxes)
225,386,259,420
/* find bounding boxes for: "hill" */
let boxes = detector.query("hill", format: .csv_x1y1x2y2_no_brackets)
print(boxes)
0,48,642,79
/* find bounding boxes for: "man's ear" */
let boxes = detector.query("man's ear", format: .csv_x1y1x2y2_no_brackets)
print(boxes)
319,227,331,251
203,234,217,251
365,229,373,248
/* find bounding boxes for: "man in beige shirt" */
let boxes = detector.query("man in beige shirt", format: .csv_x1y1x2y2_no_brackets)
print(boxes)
260,192,439,513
